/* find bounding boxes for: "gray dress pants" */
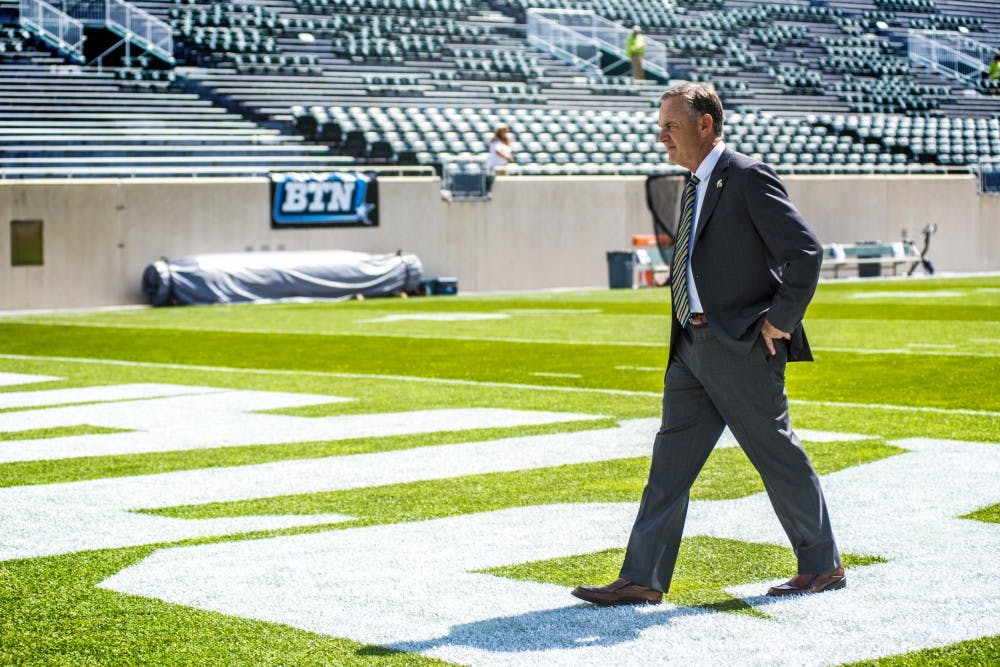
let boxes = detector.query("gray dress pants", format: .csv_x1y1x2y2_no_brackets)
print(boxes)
619,322,841,593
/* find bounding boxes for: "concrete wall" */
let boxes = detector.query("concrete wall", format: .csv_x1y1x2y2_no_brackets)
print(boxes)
1,174,997,311
785,175,999,273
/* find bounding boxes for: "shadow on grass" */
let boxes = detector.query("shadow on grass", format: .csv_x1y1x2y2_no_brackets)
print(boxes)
390,602,717,656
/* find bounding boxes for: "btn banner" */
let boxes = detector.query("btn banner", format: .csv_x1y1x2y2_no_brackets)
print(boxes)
270,171,378,227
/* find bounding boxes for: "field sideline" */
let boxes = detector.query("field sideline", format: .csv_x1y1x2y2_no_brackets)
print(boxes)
0,275,998,666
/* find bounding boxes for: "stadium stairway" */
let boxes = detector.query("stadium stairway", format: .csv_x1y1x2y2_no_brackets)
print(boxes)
170,2,656,120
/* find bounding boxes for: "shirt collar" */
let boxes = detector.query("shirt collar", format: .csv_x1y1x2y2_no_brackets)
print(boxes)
693,141,725,184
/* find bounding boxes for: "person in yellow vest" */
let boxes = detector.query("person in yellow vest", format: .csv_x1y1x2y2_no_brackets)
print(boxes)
989,54,1000,81
625,26,646,81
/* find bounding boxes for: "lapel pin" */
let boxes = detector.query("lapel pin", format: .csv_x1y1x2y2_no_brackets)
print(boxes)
716,178,723,189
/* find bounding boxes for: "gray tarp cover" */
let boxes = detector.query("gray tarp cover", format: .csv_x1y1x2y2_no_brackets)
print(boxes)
142,250,423,306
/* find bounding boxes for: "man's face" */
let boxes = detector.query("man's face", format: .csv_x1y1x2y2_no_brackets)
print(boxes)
658,96,707,172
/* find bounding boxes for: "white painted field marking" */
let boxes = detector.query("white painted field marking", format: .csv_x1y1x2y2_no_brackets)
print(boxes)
906,343,956,349
0,354,662,397
361,313,510,323
0,418,651,561
614,366,663,372
502,309,602,315
0,304,149,318
5,357,997,418
101,437,1000,667
10,323,991,356
0,382,599,463
17,328,995,356
850,290,966,299
0,321,664,347
0,384,862,563
0,372,62,388
812,346,998,358
788,398,1000,418
0,383,220,411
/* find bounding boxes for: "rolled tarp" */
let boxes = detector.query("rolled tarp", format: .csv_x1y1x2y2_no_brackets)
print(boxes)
142,249,423,306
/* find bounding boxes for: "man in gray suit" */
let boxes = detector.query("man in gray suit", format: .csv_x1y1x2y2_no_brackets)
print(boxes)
572,82,844,606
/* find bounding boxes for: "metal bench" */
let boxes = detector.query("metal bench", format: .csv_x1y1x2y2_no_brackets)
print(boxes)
821,241,921,278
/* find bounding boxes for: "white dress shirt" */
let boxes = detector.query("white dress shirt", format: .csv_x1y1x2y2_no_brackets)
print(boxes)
686,141,726,314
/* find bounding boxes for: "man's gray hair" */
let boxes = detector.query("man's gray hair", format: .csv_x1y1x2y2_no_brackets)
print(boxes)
660,82,724,137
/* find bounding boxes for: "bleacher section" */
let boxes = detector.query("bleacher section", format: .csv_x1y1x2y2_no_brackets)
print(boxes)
0,0,996,179
287,103,964,175
0,45,344,178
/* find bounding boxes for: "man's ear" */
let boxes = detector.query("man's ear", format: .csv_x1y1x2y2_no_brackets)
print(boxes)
700,114,714,137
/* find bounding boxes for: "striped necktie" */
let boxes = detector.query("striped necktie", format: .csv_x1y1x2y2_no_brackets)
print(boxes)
671,174,700,328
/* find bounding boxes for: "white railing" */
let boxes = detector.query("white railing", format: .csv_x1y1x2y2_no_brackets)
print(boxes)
106,0,173,64
54,0,174,64
908,29,994,83
18,0,86,63
527,9,669,81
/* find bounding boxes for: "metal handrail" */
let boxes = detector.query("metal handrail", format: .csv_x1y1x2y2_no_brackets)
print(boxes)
57,0,175,65
18,0,86,63
527,9,669,81
908,29,994,84
106,0,173,64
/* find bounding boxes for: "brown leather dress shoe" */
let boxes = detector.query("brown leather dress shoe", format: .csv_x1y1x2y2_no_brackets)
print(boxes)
571,578,663,606
766,567,846,597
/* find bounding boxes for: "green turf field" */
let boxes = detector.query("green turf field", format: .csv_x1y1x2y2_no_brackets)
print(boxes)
0,274,997,665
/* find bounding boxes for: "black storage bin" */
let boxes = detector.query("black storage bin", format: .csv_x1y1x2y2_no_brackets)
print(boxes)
858,256,882,277
607,251,634,289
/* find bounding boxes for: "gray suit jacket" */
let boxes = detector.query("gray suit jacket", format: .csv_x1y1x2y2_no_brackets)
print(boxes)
668,148,823,362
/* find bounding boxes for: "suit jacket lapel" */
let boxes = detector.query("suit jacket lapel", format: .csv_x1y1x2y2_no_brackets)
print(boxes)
693,148,731,245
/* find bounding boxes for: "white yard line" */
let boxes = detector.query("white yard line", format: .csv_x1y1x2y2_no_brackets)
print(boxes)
4,319,997,356
360,313,510,323
788,399,1000,418
0,384,223,411
0,372,62,388
0,354,660,397
3,354,998,418
0,319,668,348
849,290,967,299
0,304,149,318
812,346,998,358
501,309,602,315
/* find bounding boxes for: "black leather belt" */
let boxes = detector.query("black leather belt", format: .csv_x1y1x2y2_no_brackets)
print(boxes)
688,313,709,326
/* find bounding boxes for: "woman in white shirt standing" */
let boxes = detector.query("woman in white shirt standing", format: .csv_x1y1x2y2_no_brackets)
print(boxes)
486,124,515,173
